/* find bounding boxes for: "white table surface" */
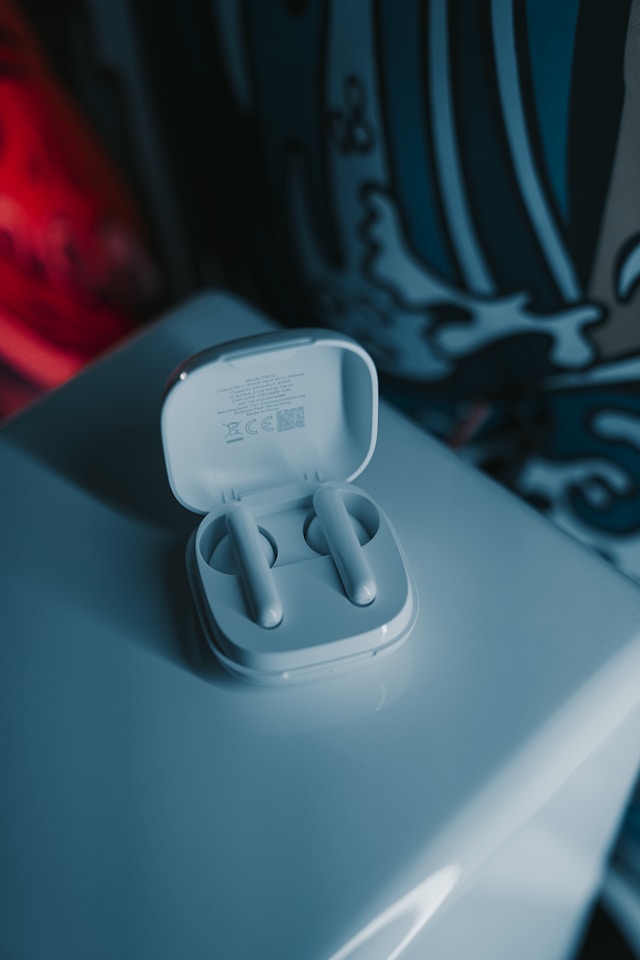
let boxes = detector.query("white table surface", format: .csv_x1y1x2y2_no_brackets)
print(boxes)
3,291,640,960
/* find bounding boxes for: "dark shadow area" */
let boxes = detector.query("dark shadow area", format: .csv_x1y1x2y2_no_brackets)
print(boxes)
575,903,636,959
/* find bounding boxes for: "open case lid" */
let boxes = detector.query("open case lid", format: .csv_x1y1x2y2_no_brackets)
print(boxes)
161,329,378,513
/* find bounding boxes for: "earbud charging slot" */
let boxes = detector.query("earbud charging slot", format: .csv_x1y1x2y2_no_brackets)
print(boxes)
200,514,277,574
304,490,380,555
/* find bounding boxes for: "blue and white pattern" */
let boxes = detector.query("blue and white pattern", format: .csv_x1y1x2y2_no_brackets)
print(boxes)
212,0,640,581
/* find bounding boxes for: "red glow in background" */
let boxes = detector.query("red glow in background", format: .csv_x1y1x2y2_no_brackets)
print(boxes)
0,0,158,418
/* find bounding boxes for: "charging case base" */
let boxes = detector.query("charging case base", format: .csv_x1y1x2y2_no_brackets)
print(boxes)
162,330,418,683
187,482,417,683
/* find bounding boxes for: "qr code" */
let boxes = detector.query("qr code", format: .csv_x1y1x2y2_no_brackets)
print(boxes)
277,406,305,431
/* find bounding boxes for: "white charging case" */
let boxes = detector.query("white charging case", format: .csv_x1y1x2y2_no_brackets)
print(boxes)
161,329,417,683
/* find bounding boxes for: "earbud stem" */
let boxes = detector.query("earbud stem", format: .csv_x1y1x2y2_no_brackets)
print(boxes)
226,505,283,628
313,486,377,606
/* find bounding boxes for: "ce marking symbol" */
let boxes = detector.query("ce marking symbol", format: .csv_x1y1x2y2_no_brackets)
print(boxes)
245,416,273,435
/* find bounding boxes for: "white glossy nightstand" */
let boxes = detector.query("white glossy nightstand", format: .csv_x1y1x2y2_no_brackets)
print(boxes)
2,292,640,960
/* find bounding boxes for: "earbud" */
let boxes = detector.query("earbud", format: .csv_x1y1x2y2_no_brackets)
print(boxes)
311,486,377,606
226,505,283,629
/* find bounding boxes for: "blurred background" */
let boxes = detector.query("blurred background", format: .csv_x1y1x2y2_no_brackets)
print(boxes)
0,0,236,419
